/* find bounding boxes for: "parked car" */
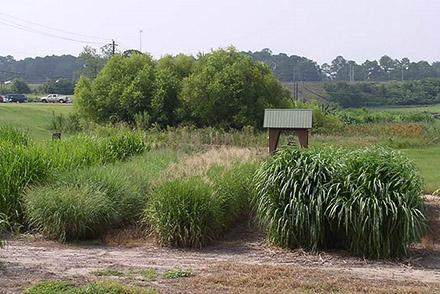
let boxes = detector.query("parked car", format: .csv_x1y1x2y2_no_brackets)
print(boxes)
40,94,71,103
4,94,28,103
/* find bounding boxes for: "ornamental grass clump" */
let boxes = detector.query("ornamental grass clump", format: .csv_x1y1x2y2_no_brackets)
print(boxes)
0,142,50,224
254,146,426,258
146,178,223,247
0,126,30,146
254,147,343,251
328,147,426,258
144,147,258,248
25,184,118,241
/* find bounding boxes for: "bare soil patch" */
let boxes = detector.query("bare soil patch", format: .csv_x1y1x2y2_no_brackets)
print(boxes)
1,197,440,293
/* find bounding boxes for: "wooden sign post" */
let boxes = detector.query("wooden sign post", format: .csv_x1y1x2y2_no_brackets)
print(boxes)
263,109,312,154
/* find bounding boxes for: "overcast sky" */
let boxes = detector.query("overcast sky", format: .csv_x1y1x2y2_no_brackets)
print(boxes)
1,0,439,64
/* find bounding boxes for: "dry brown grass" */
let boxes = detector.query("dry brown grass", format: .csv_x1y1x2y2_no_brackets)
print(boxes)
163,262,440,294
163,146,263,182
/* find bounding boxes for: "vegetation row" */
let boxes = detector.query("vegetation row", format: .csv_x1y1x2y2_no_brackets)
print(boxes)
0,126,146,225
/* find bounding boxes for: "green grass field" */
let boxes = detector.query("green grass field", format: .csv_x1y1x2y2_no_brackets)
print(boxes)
402,147,440,193
0,103,73,141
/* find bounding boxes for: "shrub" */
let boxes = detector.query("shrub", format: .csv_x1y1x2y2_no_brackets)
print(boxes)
328,147,426,258
254,147,343,250
254,146,426,258
25,184,118,241
146,178,222,247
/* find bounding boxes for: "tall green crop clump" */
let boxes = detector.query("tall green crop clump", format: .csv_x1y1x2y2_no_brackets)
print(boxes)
255,146,426,258
328,147,426,258
254,147,343,251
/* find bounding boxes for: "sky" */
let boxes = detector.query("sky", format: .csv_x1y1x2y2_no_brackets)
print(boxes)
1,0,439,64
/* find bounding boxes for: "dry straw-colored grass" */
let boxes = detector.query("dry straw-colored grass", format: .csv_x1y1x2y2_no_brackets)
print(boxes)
163,146,263,182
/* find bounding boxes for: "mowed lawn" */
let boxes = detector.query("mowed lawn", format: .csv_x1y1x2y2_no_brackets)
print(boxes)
0,103,73,141
403,147,440,194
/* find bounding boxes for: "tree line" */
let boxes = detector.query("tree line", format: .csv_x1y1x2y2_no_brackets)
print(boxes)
2,48,440,84
324,79,440,108
244,49,440,82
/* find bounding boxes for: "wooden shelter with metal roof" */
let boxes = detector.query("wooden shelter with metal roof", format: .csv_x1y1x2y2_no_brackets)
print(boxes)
263,109,312,154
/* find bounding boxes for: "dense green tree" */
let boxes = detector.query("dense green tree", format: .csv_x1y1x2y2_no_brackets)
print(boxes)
244,49,323,81
11,80,31,94
324,79,440,107
181,48,290,129
40,79,75,95
75,54,155,123
77,46,106,79
152,54,195,126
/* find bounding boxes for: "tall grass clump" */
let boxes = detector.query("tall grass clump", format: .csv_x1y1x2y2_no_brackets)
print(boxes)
1,129,146,227
24,150,177,241
328,147,426,258
211,163,257,229
146,148,258,247
25,184,118,241
0,126,30,146
146,178,222,247
0,213,8,247
60,167,147,224
47,131,146,172
0,142,50,223
254,147,343,251
255,146,426,258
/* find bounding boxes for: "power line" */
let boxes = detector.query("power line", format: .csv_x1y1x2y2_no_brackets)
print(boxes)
0,12,109,41
0,17,105,45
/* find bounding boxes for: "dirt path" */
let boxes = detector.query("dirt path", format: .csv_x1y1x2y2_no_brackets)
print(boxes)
1,223,440,293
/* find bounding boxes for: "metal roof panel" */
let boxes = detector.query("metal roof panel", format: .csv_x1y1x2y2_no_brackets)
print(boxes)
263,109,312,128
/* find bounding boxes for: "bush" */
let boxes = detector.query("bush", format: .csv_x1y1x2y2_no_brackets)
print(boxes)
180,47,290,129
254,146,426,258
25,184,118,241
146,178,222,247
328,147,426,258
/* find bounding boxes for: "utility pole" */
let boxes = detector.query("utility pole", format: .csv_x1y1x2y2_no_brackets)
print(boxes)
112,40,116,55
401,65,404,81
139,30,143,52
